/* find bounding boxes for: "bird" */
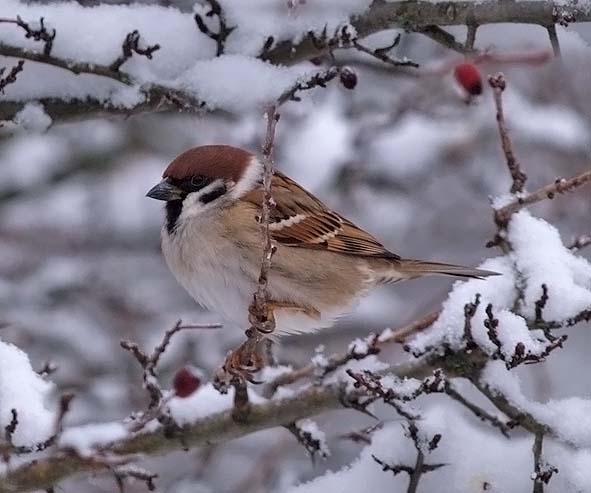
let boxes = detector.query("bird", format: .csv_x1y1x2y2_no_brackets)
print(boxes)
147,144,496,345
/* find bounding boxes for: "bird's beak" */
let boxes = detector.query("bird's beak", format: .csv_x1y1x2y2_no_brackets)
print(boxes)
146,179,182,201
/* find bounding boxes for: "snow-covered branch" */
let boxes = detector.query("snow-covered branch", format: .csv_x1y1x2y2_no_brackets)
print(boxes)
1,0,589,124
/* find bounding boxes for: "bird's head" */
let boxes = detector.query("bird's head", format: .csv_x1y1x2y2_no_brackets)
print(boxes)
147,145,261,233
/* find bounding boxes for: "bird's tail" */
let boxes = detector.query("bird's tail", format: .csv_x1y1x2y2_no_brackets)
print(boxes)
397,259,499,280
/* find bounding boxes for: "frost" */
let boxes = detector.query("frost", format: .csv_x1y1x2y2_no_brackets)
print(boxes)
296,418,331,458
167,383,266,425
0,340,56,447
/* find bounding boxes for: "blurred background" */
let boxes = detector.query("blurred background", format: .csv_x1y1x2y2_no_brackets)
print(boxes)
1,4,590,491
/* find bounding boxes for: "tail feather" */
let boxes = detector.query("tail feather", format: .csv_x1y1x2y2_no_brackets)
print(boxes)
396,259,500,280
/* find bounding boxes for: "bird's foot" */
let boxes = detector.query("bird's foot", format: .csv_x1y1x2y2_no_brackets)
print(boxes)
213,334,266,393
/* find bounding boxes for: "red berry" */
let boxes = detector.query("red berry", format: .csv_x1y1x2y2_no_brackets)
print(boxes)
172,367,200,398
454,63,482,96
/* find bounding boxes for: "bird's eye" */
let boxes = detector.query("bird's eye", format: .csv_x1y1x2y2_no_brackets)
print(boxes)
190,176,205,188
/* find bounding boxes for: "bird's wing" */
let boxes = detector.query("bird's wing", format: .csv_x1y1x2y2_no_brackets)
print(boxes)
242,172,400,259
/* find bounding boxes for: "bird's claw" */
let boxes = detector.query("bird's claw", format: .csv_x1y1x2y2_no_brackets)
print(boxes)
212,338,265,392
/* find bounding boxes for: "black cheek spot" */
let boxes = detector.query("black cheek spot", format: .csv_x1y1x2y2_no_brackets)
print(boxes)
200,184,227,205
165,200,183,234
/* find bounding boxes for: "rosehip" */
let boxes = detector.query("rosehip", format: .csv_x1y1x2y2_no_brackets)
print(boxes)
454,62,482,96
172,367,200,398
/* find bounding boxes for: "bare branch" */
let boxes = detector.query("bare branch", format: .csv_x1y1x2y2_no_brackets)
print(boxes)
110,30,160,72
494,169,591,226
0,60,25,94
194,0,236,57
489,73,528,194
353,35,419,68
546,24,561,57
0,16,56,55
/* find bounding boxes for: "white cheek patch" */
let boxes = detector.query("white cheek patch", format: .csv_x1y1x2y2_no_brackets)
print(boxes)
179,179,225,220
231,156,263,199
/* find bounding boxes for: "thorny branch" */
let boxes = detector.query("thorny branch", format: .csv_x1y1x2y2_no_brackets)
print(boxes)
352,34,419,68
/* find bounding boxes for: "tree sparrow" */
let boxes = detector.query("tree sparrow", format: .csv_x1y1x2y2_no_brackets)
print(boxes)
147,145,496,337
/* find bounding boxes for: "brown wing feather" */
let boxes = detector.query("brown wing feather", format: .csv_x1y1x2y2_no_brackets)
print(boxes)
242,172,400,259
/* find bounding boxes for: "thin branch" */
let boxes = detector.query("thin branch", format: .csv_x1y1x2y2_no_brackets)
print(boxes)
568,234,591,251
494,169,591,226
352,35,419,68
264,311,438,397
264,0,590,65
110,30,160,72
414,25,474,55
546,24,561,57
0,60,25,94
465,22,478,49
444,382,511,437
532,432,558,492
489,73,527,194
194,0,235,57
0,16,56,55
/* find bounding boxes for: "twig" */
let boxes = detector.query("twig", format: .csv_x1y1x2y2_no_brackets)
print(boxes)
112,465,157,492
353,35,419,68
568,234,591,252
277,67,341,105
110,30,160,72
444,382,511,437
495,169,591,226
0,16,56,55
546,24,561,57
285,420,329,461
489,73,527,194
120,320,221,408
532,433,558,492
194,0,235,56
415,25,473,55
465,22,478,49
0,60,25,94
264,311,438,397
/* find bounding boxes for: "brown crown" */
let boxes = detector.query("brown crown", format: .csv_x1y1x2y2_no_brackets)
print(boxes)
163,145,254,183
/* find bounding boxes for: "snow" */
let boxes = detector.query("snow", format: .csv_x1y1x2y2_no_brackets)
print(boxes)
0,0,368,113
0,339,56,447
508,211,591,322
168,382,266,425
482,361,591,448
409,211,591,358
174,54,311,112
60,421,128,455
296,418,330,457
13,102,52,131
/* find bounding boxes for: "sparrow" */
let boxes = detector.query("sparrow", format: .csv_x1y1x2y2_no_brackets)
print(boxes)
147,145,496,338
